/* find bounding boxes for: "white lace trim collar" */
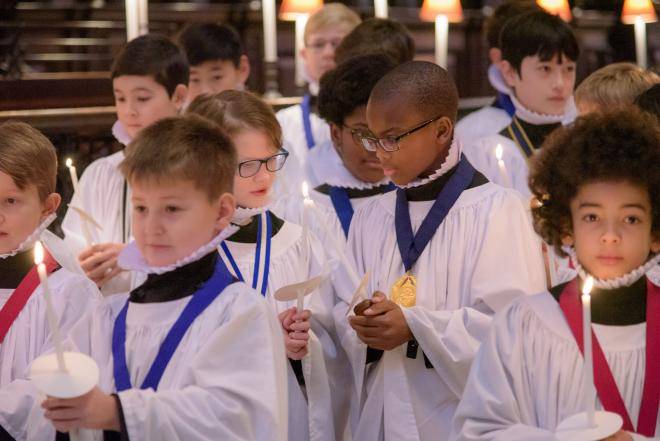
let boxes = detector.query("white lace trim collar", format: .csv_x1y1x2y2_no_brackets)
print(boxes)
564,246,659,290
0,213,57,260
308,140,391,190
118,225,239,275
397,137,461,189
112,120,132,146
510,93,567,125
488,64,511,95
232,206,269,225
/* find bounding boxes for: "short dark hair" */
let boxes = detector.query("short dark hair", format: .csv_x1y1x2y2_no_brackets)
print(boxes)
335,18,415,65
635,83,660,119
529,108,660,257
500,10,579,74
369,61,459,123
178,23,244,67
484,0,541,49
318,53,397,126
120,114,237,200
111,34,189,97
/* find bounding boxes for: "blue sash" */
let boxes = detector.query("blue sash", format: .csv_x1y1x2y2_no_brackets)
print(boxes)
329,184,396,238
301,94,315,150
112,256,235,392
506,116,535,159
493,91,515,117
220,212,272,296
395,156,475,272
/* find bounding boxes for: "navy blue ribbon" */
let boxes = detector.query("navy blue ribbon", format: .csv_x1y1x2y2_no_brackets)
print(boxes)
220,212,272,296
395,156,475,272
494,91,515,117
328,187,354,238
112,256,235,392
301,94,315,150
507,117,534,159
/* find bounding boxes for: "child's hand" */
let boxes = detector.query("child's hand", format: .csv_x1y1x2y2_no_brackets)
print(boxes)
78,243,126,287
42,386,120,432
600,430,633,441
348,291,413,351
278,307,311,360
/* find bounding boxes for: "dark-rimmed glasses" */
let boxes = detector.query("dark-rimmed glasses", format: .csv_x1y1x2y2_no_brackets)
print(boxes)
359,115,442,152
237,149,289,178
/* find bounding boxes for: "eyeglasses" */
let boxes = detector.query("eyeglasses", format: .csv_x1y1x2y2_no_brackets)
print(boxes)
237,150,289,178
359,115,442,152
343,125,373,148
306,38,343,52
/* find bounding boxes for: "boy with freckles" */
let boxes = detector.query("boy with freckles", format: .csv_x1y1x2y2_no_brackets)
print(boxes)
334,61,547,441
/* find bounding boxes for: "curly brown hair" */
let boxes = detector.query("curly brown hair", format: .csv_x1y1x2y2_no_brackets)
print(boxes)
529,108,660,257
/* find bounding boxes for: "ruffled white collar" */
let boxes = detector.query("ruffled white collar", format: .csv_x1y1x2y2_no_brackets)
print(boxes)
232,206,269,226
112,120,133,146
0,213,57,260
510,93,578,126
308,139,391,190
564,246,659,290
488,64,511,95
118,225,239,275
397,137,461,189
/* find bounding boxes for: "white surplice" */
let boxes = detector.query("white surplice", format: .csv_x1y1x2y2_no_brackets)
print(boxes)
23,246,289,441
0,230,101,440
333,170,547,441
451,287,659,441
219,218,350,441
275,103,332,196
61,125,140,295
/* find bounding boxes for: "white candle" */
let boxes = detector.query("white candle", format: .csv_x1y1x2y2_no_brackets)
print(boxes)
581,276,596,427
374,0,388,18
137,0,149,36
301,182,361,287
295,14,309,87
262,0,278,62
34,242,67,372
634,16,647,69
435,14,449,68
125,0,139,41
495,144,513,188
65,158,79,195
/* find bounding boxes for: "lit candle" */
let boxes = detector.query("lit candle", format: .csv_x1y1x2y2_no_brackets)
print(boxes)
581,276,596,427
374,0,388,18
65,158,79,195
262,0,278,62
301,182,361,287
34,242,67,372
435,14,449,68
495,144,513,188
294,14,309,87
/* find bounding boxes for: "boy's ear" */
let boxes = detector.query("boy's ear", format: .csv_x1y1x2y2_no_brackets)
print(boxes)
435,117,453,145
172,84,188,112
237,55,250,86
42,193,61,218
214,192,236,232
329,123,344,155
651,234,660,254
500,60,518,89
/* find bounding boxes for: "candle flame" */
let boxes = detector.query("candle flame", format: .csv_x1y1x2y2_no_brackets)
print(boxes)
495,144,503,161
302,181,310,199
65,158,73,168
582,276,594,296
34,241,44,265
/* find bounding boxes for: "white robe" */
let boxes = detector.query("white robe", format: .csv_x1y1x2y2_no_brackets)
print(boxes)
275,104,332,196
333,182,547,441
61,150,141,295
451,290,659,441
0,230,101,440
23,278,289,441
220,219,349,441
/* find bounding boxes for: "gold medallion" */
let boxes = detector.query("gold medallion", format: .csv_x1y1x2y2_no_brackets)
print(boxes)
390,272,417,307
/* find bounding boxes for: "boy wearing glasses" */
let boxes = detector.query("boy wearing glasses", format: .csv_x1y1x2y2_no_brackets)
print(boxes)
335,61,546,441
276,3,361,196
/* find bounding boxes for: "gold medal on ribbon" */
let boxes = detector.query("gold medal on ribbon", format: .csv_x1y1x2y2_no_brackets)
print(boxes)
390,272,417,307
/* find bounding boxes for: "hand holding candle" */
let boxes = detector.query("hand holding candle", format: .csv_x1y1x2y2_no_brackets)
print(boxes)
34,242,67,372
